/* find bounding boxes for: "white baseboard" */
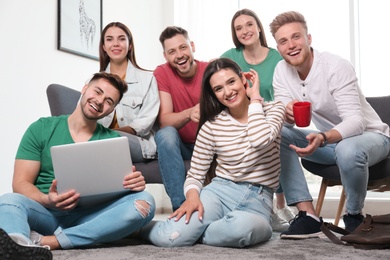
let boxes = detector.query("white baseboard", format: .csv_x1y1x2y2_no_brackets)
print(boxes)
145,184,173,214
146,184,389,218
312,197,390,218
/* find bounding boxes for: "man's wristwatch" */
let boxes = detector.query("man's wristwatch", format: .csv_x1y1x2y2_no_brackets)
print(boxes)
318,132,328,147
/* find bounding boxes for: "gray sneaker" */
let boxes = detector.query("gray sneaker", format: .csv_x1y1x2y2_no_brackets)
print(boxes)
275,206,296,222
0,228,52,260
30,230,43,246
271,212,290,232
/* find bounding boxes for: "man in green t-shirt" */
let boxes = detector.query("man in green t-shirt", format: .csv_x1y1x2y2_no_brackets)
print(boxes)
0,72,155,259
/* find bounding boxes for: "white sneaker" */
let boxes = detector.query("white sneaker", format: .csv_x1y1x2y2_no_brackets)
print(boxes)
271,212,290,232
9,232,49,250
275,206,296,222
30,230,43,246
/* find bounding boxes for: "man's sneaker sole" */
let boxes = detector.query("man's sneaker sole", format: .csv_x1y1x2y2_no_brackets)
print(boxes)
0,228,52,260
280,231,325,239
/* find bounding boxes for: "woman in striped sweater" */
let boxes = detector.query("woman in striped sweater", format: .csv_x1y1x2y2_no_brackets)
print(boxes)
143,58,285,248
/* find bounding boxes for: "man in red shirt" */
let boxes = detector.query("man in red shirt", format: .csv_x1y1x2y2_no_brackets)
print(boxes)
154,26,208,211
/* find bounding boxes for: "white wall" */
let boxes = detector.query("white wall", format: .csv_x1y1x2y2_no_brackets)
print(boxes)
0,0,171,195
2,0,389,198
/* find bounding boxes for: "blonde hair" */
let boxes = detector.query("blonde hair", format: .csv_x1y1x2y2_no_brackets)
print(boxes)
269,11,308,38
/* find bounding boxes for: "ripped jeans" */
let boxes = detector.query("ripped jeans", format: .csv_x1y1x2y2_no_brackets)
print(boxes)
0,191,155,249
142,177,273,248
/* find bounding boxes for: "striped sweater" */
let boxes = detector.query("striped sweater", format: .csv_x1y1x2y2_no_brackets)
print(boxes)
184,101,286,195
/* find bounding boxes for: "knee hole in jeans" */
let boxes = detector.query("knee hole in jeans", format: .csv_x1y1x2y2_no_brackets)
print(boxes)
134,200,151,218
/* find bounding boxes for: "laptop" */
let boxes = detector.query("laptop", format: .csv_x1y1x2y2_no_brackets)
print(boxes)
51,136,132,207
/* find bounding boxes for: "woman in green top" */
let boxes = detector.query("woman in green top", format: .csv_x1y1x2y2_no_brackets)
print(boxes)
221,8,294,232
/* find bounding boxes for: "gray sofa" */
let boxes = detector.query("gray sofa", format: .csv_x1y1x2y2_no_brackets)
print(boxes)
46,83,190,184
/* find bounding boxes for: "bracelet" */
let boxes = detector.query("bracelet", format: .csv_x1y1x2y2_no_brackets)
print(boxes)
250,97,264,104
318,132,328,147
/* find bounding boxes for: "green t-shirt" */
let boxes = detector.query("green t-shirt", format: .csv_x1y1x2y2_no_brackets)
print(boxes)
221,47,283,101
15,115,120,194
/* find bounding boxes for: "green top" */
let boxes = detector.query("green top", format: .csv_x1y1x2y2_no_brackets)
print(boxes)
15,115,120,194
221,47,283,101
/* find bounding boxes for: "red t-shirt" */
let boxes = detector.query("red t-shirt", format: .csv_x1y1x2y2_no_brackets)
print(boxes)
154,60,209,143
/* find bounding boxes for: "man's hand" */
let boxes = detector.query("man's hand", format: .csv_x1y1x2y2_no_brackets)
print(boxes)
47,179,80,211
189,104,200,123
169,189,203,224
123,166,146,191
289,132,322,157
285,100,299,124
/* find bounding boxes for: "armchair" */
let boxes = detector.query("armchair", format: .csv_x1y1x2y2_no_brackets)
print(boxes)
301,95,390,225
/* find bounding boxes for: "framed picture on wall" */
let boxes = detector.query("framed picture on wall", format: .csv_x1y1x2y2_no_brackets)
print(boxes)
58,0,102,60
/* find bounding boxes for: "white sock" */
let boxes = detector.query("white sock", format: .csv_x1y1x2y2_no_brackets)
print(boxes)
306,212,321,222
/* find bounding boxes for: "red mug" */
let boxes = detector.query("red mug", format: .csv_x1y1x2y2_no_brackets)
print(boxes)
293,101,312,127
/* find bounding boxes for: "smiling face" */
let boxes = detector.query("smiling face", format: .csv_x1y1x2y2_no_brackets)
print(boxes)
102,26,130,63
275,22,312,68
163,34,196,78
234,14,260,47
209,68,247,111
80,78,120,120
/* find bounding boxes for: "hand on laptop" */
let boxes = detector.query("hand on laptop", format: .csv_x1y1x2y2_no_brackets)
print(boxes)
47,179,80,211
122,166,146,192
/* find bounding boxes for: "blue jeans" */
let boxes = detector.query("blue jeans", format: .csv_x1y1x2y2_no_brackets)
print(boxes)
155,126,194,211
0,191,155,249
280,126,390,214
142,177,273,248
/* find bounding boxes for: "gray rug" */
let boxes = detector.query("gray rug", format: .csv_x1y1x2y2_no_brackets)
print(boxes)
52,232,390,260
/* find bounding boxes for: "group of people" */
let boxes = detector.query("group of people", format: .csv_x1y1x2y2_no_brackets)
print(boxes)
1,8,389,259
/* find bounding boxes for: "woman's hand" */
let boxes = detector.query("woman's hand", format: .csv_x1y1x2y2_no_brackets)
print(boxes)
242,69,261,100
169,189,203,224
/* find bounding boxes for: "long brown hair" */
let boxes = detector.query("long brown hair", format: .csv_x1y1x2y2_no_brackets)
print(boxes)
199,58,244,186
198,58,243,132
99,22,148,72
231,8,268,49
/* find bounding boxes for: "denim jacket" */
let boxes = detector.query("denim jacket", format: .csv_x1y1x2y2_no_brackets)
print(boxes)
98,61,160,159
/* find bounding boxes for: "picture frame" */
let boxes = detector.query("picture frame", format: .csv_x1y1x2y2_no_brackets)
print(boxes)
58,0,102,60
